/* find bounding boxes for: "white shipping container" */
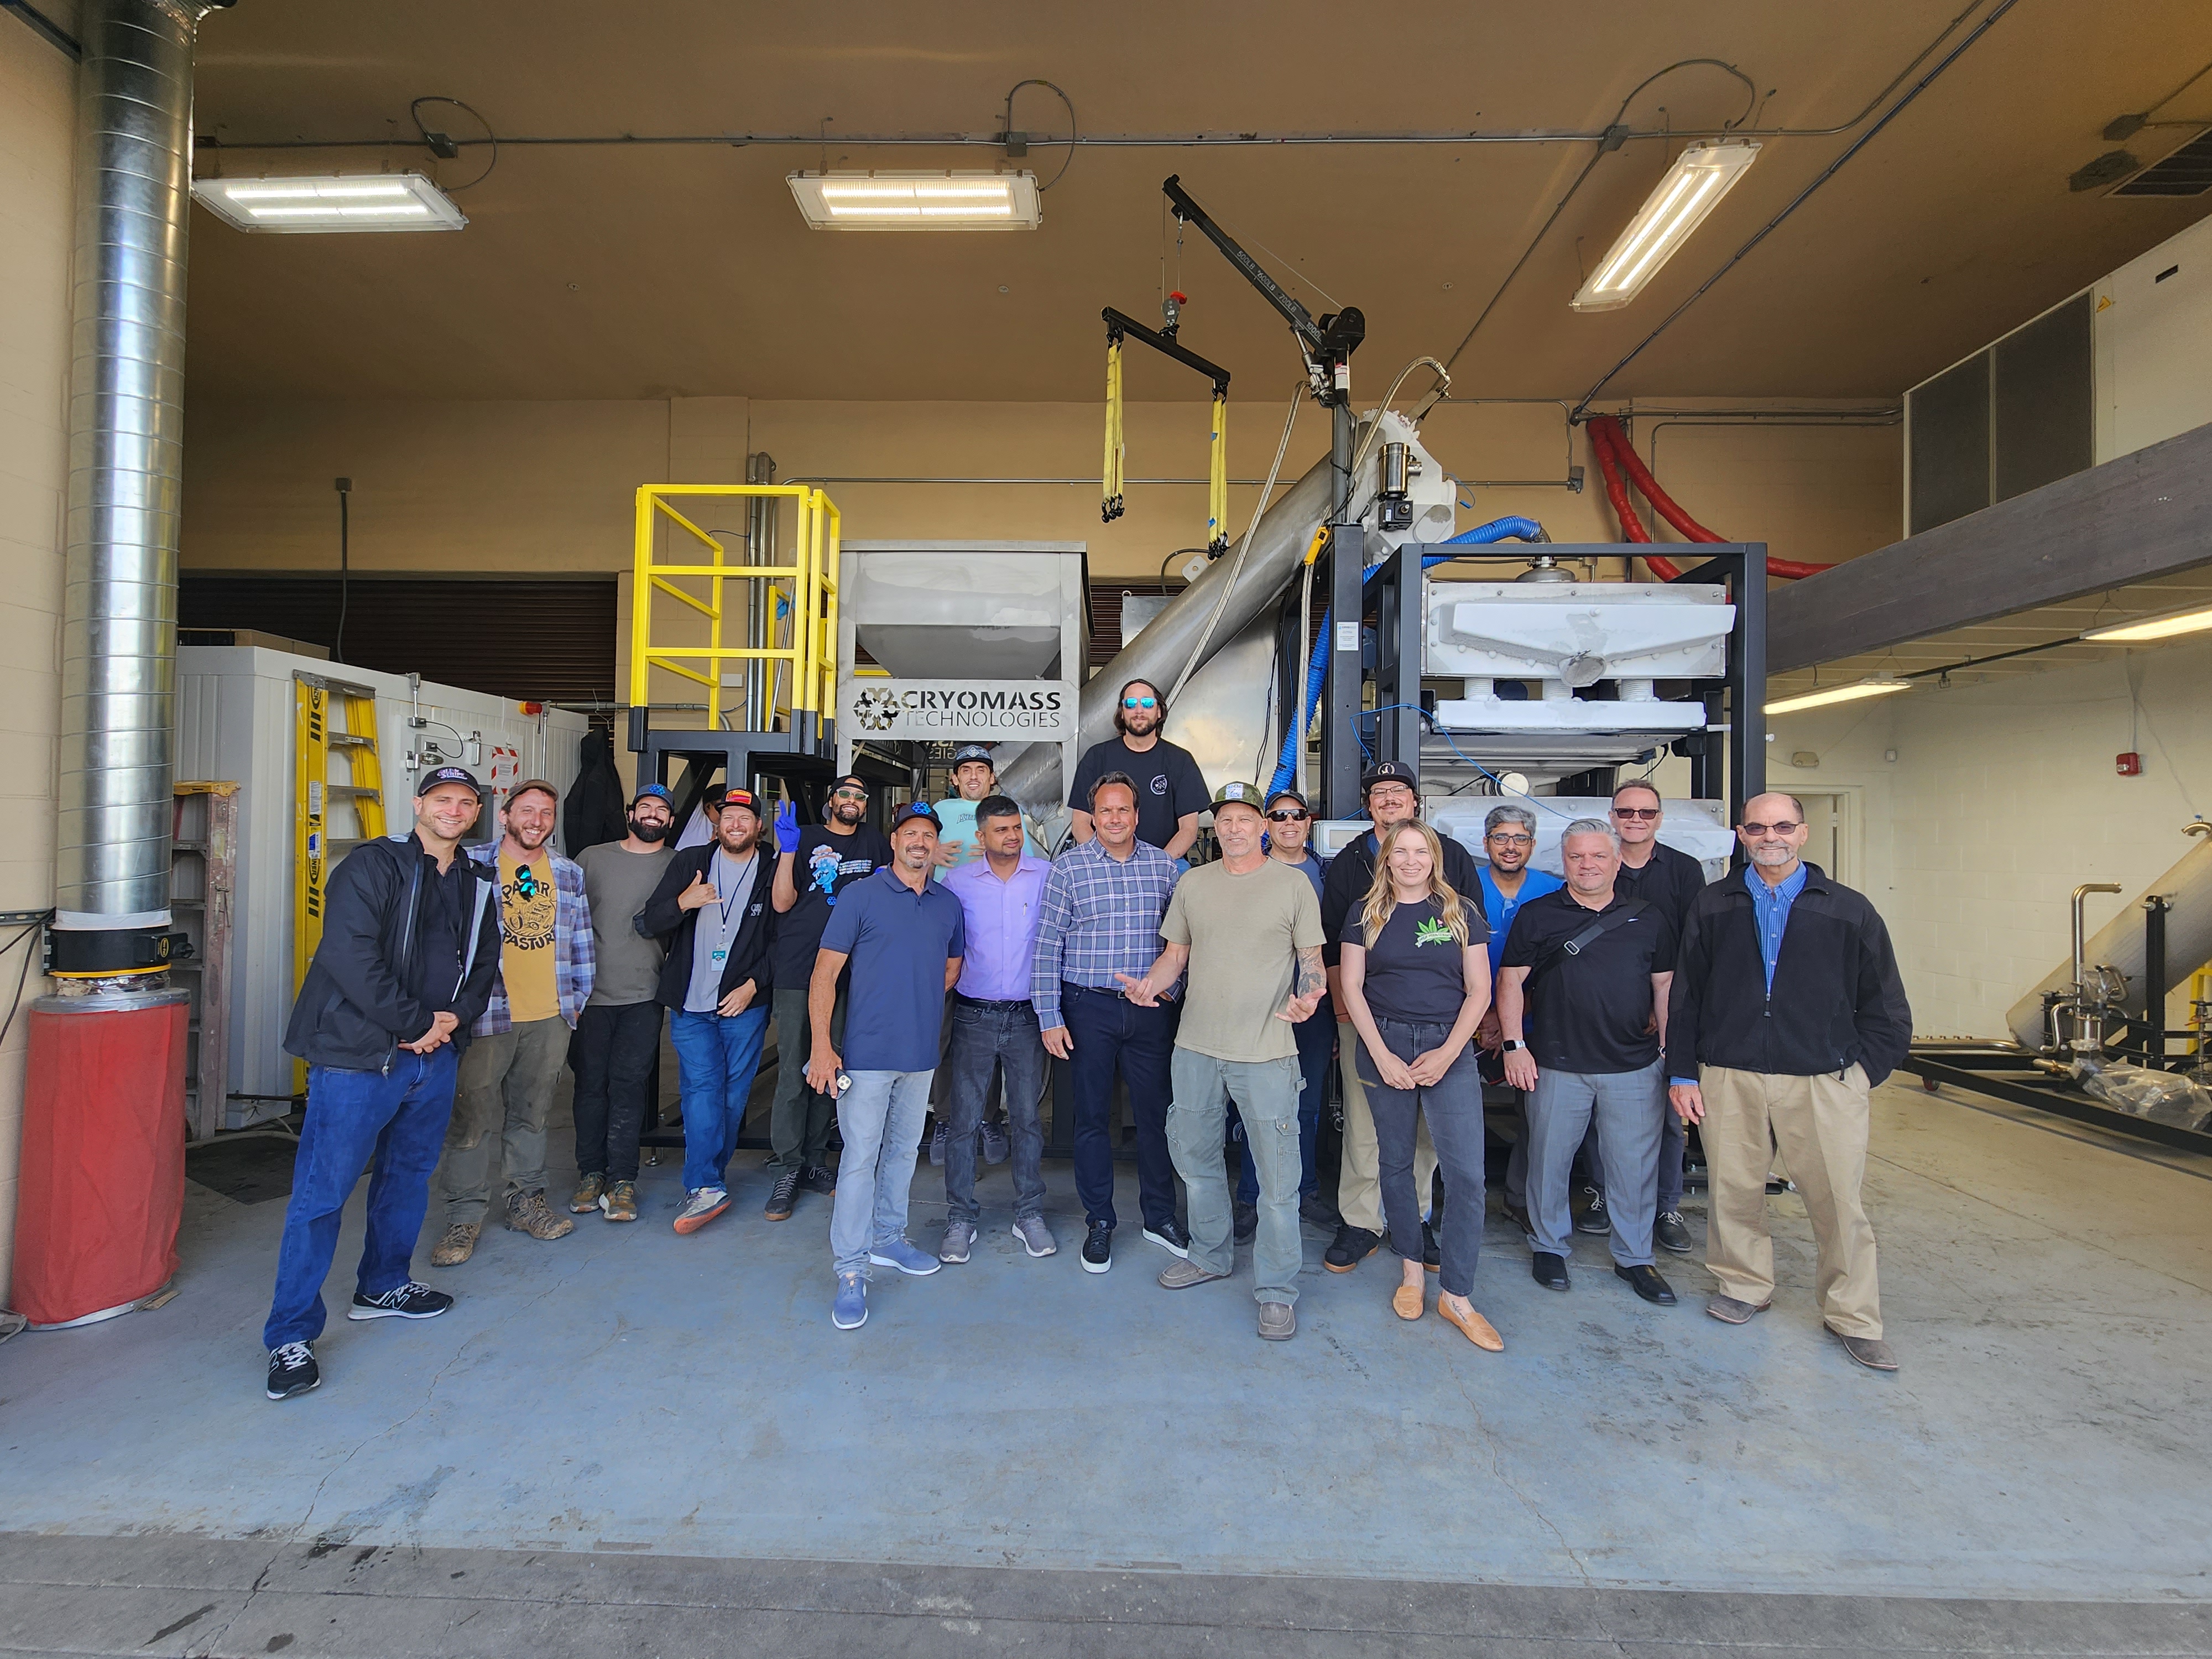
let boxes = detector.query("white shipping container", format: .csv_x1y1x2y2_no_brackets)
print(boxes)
176,645,591,1121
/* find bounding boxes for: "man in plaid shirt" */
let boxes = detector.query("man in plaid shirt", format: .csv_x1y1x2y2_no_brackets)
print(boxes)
430,780,596,1265
1033,773,1186,1276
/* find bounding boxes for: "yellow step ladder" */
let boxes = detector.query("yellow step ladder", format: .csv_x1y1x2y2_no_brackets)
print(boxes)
293,672,388,1091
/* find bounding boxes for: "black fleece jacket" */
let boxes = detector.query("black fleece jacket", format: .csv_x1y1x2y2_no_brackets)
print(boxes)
641,842,776,1011
283,832,502,1073
1663,862,1913,1086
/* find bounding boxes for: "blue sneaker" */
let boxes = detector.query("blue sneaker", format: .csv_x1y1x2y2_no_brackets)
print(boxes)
867,1237,941,1277
831,1272,868,1330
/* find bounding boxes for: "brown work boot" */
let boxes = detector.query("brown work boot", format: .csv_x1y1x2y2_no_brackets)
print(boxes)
429,1223,479,1267
1829,1326,1900,1371
1705,1292,1772,1324
507,1188,575,1240
570,1172,606,1214
599,1180,639,1223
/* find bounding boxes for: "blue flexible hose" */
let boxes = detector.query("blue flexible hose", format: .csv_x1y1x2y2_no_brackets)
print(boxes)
1265,516,1547,796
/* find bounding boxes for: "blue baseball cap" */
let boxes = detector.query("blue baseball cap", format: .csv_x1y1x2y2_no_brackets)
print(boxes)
890,801,943,833
631,782,673,807
950,744,994,768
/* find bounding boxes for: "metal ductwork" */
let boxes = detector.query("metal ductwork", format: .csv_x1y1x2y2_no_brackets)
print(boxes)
53,0,213,970
998,415,1392,817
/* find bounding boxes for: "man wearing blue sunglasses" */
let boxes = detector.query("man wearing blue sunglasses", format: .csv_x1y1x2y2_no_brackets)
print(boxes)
1067,677,1209,861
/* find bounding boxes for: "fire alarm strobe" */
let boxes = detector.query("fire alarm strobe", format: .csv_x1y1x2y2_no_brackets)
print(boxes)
2116,751,2143,776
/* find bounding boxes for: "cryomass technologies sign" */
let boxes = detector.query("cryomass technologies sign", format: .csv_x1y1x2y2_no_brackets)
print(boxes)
842,679,1072,738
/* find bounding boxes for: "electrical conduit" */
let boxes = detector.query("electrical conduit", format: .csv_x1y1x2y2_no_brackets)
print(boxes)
1587,414,1833,580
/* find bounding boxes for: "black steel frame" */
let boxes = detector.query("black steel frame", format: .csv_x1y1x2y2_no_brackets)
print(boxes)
1903,1047,2212,1156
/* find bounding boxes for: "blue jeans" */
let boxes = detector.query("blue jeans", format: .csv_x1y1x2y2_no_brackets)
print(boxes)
1238,993,1331,1204
942,998,1048,1223
830,1068,934,1277
263,1046,460,1349
670,1005,769,1194
1060,983,1178,1232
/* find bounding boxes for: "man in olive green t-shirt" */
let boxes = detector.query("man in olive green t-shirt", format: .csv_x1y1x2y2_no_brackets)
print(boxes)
1116,781,1325,1341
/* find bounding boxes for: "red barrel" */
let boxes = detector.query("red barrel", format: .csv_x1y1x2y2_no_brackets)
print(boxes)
12,993,189,1328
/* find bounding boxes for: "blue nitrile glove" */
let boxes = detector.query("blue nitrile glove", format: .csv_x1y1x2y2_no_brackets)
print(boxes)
774,801,801,855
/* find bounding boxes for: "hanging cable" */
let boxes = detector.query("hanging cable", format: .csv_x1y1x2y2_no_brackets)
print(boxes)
1206,390,1229,552
1003,79,1077,190
1100,337,1125,524
409,96,499,192
1169,380,1301,705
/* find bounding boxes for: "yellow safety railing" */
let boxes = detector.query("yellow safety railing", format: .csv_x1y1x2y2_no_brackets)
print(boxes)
628,483,841,732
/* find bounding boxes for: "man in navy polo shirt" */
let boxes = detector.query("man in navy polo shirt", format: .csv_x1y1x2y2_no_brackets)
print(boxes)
806,802,967,1331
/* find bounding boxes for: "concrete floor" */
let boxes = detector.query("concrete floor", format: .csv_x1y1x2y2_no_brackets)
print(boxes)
3,1075,2211,1653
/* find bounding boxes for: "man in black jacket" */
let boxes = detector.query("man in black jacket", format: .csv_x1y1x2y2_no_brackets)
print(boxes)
1317,761,1486,1272
263,766,502,1402
1666,792,1913,1372
640,786,776,1235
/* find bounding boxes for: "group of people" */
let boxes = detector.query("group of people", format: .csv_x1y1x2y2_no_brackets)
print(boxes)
259,674,1913,1401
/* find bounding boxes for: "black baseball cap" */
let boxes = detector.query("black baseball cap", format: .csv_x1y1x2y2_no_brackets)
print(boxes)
718,787,761,817
950,744,994,768
416,765,480,797
890,801,942,832
828,774,869,795
1360,760,1418,796
1265,787,1311,814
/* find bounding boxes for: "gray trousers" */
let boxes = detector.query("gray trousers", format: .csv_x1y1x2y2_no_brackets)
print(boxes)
1166,1048,1303,1306
1526,1059,1665,1267
439,1015,570,1224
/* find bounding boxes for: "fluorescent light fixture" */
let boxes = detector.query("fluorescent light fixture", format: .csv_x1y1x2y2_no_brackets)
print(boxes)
787,170,1041,231
191,173,467,234
1765,675,1911,716
1571,140,1761,311
2081,601,2212,644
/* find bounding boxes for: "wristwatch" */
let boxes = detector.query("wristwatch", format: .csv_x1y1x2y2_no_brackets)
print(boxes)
1499,1039,1524,1053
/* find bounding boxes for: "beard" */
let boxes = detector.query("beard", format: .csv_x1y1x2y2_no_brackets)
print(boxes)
1114,707,1161,738
628,815,670,844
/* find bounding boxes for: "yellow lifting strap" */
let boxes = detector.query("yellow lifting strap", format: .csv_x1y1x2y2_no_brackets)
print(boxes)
1207,391,1229,552
1101,338,1126,524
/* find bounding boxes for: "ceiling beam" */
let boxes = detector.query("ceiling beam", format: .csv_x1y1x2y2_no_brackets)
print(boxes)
1767,419,2212,674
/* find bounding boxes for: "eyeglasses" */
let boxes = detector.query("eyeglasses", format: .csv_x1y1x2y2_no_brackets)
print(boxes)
1612,806,1660,821
1267,809,1310,822
1121,696,1157,709
1740,820,1802,836
1487,833,1533,848
830,787,867,801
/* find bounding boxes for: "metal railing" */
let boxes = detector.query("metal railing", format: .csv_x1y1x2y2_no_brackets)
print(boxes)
628,484,841,734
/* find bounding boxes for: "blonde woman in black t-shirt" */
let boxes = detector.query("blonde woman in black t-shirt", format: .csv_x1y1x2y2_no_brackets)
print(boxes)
1336,821,1501,1350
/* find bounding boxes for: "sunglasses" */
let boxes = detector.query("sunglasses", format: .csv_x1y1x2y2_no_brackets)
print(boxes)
1267,809,1310,822
1612,806,1660,821
1740,820,1802,836
1122,696,1158,709
831,787,867,802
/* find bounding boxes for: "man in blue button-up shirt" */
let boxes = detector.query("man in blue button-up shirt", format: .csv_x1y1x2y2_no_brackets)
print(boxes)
936,796,1056,1264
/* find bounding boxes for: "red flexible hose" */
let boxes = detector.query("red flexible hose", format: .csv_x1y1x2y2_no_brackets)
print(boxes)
1587,418,1684,581
1588,414,1833,580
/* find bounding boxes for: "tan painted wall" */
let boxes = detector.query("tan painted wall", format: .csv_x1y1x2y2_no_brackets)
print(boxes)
0,21,75,1300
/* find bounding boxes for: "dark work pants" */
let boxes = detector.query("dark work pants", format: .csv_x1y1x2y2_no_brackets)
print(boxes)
769,985,846,1172
1060,983,1178,1233
571,1000,663,1184
1358,1016,1488,1299
942,997,1048,1223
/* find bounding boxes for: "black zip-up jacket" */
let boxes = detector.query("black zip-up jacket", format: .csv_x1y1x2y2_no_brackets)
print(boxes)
283,832,502,1073
1319,823,1486,967
641,843,776,1011
1663,861,1913,1086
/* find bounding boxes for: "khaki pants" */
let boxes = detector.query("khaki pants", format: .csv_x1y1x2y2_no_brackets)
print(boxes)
1335,1022,1435,1235
1701,1063,1881,1339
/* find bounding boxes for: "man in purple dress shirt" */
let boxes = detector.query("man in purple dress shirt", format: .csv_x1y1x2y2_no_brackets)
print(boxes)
936,795,1057,1264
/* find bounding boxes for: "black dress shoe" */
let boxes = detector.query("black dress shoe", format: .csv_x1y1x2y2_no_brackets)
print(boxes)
1503,1201,1533,1236
1298,1193,1340,1230
1324,1224,1380,1272
1531,1251,1571,1291
1574,1188,1610,1235
1654,1210,1694,1255
1232,1201,1258,1244
1421,1220,1441,1272
1615,1263,1677,1305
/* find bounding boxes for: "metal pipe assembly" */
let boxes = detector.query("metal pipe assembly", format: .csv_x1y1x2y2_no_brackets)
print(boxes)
12,0,213,1330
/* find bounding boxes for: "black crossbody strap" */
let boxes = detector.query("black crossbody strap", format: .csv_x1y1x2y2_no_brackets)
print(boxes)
1526,900,1648,991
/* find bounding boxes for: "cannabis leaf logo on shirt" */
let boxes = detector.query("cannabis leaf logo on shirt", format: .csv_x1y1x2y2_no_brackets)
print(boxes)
1413,915,1453,948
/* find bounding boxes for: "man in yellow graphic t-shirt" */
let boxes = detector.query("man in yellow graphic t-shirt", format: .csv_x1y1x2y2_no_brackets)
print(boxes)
430,780,597,1265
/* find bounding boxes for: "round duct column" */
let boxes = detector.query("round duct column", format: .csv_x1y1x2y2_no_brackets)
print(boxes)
15,0,212,1327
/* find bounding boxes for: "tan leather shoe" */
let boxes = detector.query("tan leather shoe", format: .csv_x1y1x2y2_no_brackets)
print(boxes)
1257,1301,1297,1341
429,1223,478,1267
1391,1281,1425,1321
1438,1297,1504,1352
